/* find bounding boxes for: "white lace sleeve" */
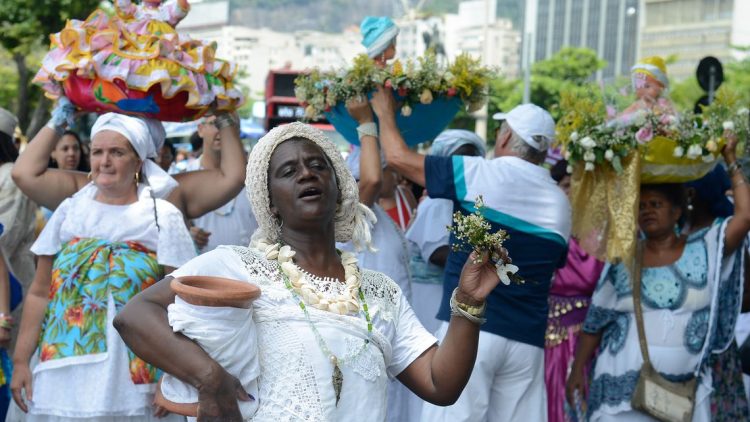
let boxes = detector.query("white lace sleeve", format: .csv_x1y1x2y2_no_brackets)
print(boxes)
30,197,72,256
387,291,438,377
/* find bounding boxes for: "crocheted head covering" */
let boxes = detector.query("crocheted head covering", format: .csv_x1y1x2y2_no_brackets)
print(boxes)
430,129,486,157
247,122,376,250
631,56,669,90
90,113,178,198
360,16,399,58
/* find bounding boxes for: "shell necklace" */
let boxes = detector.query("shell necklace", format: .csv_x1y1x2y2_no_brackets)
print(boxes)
253,239,373,405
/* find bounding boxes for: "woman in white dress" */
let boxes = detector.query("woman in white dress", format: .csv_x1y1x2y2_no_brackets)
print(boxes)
114,121,506,421
10,113,196,421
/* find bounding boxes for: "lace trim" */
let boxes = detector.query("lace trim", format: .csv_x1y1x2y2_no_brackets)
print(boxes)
229,246,400,322
345,337,383,382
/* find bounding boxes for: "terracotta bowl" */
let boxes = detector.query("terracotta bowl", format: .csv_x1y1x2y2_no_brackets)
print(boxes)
154,378,198,417
170,276,261,308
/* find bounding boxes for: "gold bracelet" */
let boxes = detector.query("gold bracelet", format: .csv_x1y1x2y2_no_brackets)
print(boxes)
450,288,486,325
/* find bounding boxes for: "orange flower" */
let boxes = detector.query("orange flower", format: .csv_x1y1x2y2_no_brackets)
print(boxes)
64,306,85,328
49,269,63,299
40,343,58,361
129,357,154,384
141,277,156,290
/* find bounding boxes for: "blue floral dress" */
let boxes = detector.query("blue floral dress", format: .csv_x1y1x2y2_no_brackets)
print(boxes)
582,220,743,421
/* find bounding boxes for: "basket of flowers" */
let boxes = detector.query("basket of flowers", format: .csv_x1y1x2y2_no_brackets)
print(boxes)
294,52,493,146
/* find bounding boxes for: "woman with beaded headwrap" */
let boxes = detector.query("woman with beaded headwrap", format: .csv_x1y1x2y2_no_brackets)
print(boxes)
114,121,507,421
9,113,196,421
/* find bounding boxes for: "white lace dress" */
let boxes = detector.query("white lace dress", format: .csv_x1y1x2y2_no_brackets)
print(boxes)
169,245,437,422
7,183,195,422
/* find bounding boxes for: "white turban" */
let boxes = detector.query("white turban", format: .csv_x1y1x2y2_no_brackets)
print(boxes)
345,145,387,181
91,113,177,198
430,129,486,157
246,122,376,251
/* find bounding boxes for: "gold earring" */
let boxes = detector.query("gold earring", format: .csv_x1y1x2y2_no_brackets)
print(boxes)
135,172,140,184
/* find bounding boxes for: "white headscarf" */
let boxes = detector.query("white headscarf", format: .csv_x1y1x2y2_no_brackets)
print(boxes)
90,113,178,198
430,129,487,157
246,122,376,251
345,145,387,181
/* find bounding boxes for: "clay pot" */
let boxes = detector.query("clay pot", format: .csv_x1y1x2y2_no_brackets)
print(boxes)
154,379,199,416
170,276,261,308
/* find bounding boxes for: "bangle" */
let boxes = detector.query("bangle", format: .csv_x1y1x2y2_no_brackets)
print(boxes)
214,113,237,130
45,119,65,137
450,288,486,325
356,122,378,141
0,313,14,330
728,161,742,175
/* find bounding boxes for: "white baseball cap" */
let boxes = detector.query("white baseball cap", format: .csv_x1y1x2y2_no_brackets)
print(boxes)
492,103,555,151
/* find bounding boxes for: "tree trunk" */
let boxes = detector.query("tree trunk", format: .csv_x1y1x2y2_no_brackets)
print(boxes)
12,52,30,133
27,95,50,139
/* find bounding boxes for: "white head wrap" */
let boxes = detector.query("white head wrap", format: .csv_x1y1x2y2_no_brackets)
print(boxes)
90,113,178,198
430,129,486,157
246,122,376,251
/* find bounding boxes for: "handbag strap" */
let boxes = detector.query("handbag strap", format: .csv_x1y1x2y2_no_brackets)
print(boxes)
632,241,652,366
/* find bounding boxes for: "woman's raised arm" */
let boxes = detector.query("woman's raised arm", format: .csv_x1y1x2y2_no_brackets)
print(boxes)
169,113,245,219
11,126,87,210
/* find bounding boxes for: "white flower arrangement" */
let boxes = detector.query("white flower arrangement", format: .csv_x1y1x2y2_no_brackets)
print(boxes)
447,196,521,285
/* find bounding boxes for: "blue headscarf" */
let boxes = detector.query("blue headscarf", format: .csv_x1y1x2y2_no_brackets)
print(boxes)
686,165,734,218
360,16,399,58
430,129,486,158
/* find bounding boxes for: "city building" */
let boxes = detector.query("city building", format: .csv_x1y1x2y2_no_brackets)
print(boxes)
640,0,750,81
525,0,640,82
397,1,521,78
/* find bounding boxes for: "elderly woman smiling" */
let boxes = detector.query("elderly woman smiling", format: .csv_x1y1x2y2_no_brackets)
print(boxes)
10,113,196,421
114,122,505,421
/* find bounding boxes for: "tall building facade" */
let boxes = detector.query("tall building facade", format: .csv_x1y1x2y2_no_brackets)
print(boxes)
640,0,750,81
528,0,640,82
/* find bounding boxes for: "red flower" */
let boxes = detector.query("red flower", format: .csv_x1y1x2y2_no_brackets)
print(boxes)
130,357,155,384
447,87,457,97
398,86,408,97
49,269,63,299
40,343,58,361
64,306,85,328
384,80,393,89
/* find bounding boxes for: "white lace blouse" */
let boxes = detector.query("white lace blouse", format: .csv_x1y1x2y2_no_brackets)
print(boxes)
170,245,437,422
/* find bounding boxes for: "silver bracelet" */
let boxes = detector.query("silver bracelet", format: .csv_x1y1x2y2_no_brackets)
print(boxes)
449,288,487,325
356,122,378,141
214,113,237,130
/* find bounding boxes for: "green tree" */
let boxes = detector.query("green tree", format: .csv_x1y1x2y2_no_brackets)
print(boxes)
0,0,100,135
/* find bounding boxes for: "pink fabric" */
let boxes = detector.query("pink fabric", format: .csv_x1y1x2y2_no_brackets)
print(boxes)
545,238,604,422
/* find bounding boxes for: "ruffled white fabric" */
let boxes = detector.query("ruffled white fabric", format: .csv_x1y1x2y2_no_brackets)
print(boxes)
163,296,260,418
169,245,437,421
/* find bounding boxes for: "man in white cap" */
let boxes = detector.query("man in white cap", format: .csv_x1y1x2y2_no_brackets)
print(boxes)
370,88,570,422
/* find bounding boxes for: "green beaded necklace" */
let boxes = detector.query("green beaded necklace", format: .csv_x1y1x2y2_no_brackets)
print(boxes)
279,262,373,406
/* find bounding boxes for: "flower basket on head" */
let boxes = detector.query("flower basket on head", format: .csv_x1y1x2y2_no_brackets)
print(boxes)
558,87,749,264
34,0,244,122
295,52,493,146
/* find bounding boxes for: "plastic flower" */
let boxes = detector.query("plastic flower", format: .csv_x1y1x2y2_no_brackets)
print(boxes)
585,162,595,171
566,165,573,174
569,131,579,142
496,263,520,286
706,140,718,152
687,144,703,159
583,151,596,162
723,121,735,131
564,150,572,160
673,146,684,158
401,104,412,117
604,149,614,161
635,126,653,144
579,136,596,149
738,108,749,116
419,89,434,104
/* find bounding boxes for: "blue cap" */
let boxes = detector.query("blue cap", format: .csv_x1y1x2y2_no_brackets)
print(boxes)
360,16,399,58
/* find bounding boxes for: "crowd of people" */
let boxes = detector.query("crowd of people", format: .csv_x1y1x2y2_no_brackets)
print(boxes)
0,7,748,422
